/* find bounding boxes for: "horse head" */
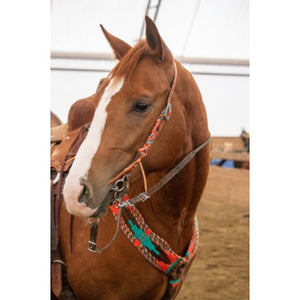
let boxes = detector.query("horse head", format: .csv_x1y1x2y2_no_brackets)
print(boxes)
63,16,205,218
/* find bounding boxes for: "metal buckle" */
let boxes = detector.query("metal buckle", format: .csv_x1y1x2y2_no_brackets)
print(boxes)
52,259,66,266
88,241,97,253
135,192,150,203
88,217,100,224
117,200,134,208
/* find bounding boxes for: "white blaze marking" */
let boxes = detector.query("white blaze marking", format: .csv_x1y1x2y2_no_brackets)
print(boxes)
63,77,124,217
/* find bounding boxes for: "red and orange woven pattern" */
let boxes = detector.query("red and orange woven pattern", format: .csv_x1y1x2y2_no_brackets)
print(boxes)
109,194,199,290
136,102,172,161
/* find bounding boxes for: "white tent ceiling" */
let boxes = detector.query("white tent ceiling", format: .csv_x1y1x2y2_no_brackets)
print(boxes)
51,0,249,61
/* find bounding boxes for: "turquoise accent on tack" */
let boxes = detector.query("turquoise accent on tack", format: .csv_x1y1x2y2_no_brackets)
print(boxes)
128,220,160,255
165,257,181,274
169,278,181,284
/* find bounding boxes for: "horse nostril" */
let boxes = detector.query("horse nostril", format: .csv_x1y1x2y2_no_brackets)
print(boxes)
78,183,92,204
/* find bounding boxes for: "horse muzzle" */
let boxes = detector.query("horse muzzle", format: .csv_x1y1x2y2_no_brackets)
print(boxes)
63,176,98,218
78,178,93,204
75,176,116,218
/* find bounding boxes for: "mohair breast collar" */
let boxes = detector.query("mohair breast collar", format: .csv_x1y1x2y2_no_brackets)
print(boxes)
109,196,199,290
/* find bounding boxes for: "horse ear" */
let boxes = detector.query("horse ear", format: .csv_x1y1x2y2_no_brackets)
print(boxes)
145,16,172,62
100,25,132,60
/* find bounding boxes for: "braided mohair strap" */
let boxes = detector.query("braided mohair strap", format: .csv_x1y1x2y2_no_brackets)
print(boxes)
109,197,199,290
135,61,176,162
135,101,172,161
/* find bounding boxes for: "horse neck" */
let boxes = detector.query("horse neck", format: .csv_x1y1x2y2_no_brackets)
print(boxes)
131,148,209,255
130,64,210,255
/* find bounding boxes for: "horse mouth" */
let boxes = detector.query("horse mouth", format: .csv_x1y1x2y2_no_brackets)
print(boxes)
63,179,114,218
88,189,114,218
82,174,130,218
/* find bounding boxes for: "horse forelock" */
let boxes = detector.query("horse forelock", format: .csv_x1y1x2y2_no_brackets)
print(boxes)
109,40,148,81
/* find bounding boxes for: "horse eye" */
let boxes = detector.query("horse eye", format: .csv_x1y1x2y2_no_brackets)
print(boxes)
133,101,151,113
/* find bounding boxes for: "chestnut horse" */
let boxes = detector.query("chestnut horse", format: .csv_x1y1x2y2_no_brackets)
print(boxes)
54,17,210,299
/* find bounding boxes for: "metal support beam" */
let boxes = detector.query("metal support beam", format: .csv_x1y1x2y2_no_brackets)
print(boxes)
51,66,249,77
139,0,162,38
51,51,249,66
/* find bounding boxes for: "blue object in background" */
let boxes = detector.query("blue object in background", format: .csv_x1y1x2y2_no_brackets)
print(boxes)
211,159,234,168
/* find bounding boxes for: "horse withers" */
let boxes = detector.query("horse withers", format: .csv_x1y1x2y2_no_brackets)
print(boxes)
53,16,210,299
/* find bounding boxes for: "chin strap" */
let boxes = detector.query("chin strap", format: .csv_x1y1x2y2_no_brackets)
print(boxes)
88,206,123,253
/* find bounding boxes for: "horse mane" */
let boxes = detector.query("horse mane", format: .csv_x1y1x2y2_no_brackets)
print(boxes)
109,40,149,81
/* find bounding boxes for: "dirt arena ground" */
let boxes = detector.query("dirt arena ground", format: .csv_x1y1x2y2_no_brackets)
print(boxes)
177,168,249,300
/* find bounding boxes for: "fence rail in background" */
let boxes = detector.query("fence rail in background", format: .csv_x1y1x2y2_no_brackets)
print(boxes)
205,135,249,205
210,136,249,162
210,136,246,151
50,51,249,77
51,51,249,66
210,151,249,162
